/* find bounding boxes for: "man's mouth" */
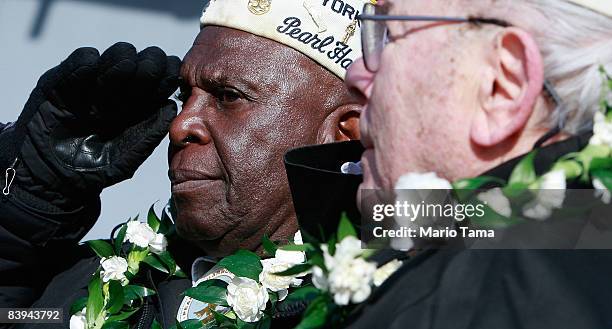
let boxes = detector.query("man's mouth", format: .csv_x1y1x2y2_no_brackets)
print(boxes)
169,169,222,193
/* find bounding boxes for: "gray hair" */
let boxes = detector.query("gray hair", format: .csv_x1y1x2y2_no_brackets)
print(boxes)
504,1,612,134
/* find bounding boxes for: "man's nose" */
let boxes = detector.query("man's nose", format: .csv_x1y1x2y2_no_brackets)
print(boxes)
169,104,212,148
346,57,375,100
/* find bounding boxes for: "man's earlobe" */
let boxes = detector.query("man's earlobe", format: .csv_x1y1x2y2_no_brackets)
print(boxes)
471,27,544,147
318,104,361,143
335,105,361,142
336,104,361,142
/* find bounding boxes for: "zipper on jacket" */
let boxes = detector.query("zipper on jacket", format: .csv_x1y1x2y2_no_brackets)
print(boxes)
3,158,19,196
137,301,151,329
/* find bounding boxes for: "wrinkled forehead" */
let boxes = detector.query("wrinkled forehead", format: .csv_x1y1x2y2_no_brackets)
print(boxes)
383,0,463,15
183,26,332,88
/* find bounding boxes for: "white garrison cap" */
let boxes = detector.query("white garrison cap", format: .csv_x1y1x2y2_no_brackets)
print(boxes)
201,0,371,80
566,0,612,17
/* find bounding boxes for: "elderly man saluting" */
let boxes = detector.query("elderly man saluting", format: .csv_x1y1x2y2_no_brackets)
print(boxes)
0,0,367,328
342,0,612,328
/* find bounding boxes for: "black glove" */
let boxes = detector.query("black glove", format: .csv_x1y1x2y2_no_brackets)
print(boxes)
0,42,180,211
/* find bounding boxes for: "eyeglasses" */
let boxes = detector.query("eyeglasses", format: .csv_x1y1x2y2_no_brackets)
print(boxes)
357,2,510,73
355,2,566,148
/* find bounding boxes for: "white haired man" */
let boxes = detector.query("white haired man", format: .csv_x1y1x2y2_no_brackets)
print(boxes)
341,0,612,328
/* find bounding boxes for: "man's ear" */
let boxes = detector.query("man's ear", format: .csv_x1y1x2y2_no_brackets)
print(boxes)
471,27,544,147
318,104,361,143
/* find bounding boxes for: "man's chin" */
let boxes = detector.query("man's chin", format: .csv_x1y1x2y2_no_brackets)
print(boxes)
175,219,259,257
174,209,236,242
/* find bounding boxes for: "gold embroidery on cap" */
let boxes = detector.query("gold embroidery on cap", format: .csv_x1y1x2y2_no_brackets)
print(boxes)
342,19,358,44
248,0,272,15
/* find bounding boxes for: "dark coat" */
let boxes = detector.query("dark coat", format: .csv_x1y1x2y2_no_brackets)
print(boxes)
285,136,612,329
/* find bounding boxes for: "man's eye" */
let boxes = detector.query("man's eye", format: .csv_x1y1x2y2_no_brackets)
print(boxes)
214,87,242,104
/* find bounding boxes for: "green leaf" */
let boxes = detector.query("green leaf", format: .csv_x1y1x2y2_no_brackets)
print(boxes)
274,263,312,277
106,280,125,314
284,285,320,304
261,235,278,256
184,279,229,306
174,268,188,278
101,321,129,329
257,317,271,329
86,275,104,327
152,320,163,329
174,319,205,329
279,244,315,252
590,157,612,172
269,291,279,309
299,229,321,245
337,212,357,241
87,240,115,258
142,254,170,274
148,204,161,233
157,251,177,274
508,151,537,187
452,176,506,201
470,205,524,229
593,170,612,191
106,309,138,322
127,248,149,275
295,295,329,329
158,212,174,236
124,285,156,302
237,318,256,329
551,160,583,180
70,296,88,315
308,253,325,272
114,224,128,255
452,176,505,190
327,234,337,256
361,248,377,259
217,250,263,281
212,310,235,327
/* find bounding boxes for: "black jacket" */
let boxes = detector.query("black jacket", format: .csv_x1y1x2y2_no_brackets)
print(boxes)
285,137,612,329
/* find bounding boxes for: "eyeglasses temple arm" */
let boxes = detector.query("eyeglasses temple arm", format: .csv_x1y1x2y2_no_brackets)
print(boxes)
533,80,568,149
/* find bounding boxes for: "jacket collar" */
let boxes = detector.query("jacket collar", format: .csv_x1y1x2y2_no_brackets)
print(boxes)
482,133,592,181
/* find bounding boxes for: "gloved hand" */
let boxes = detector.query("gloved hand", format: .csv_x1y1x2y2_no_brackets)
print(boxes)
0,42,180,210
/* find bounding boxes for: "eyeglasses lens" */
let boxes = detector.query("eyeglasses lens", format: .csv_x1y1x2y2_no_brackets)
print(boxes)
362,3,388,72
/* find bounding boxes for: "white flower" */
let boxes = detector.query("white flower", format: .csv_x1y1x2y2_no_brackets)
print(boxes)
311,266,328,291
320,236,377,305
328,257,377,305
523,170,566,220
477,188,512,217
394,172,453,190
322,236,364,271
589,112,612,148
373,259,403,287
260,259,302,301
149,233,167,254
100,256,128,283
293,230,303,245
125,221,156,248
226,277,269,323
593,178,611,204
274,232,306,265
260,231,306,300
69,308,86,329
